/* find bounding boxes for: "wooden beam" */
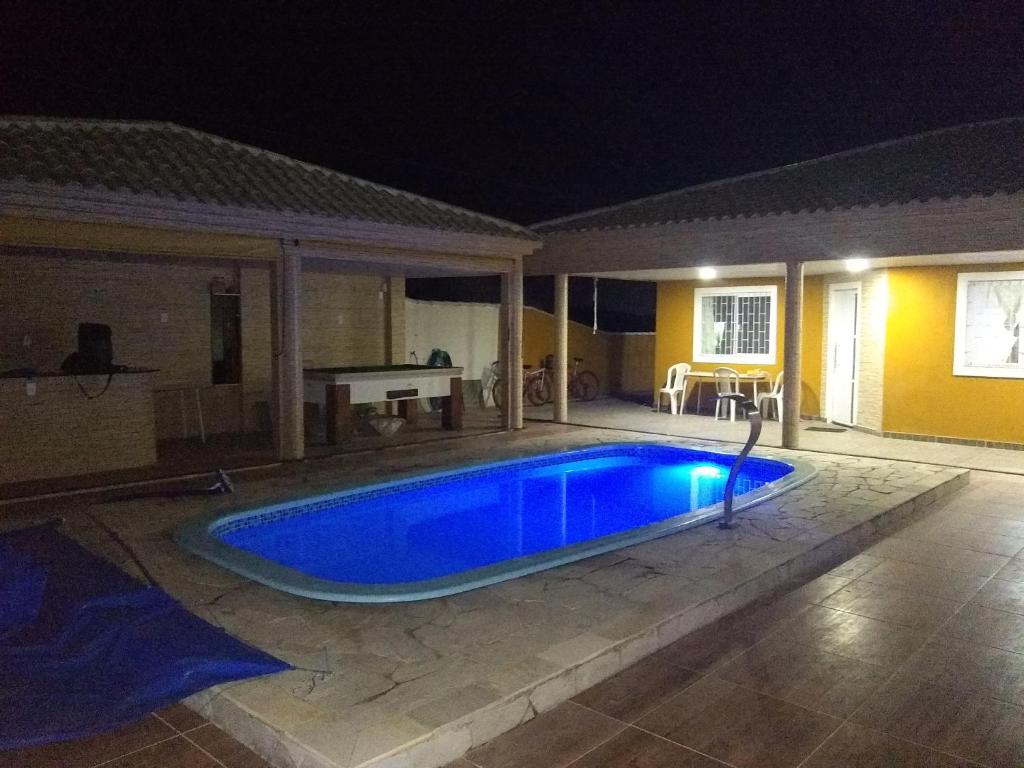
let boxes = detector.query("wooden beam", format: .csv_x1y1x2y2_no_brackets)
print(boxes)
325,384,353,444
441,376,464,431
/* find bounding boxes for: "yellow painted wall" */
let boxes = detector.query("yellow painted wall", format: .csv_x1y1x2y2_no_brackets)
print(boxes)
522,307,656,397
523,308,611,393
653,276,823,416
801,276,823,417
883,263,1024,443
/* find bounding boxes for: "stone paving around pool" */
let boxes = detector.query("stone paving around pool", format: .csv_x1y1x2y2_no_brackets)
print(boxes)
2,424,968,768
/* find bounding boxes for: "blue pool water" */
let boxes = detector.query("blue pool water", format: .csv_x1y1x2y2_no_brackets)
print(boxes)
177,444,808,602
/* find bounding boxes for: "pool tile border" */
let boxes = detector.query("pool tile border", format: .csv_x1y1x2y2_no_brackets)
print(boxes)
176,443,815,603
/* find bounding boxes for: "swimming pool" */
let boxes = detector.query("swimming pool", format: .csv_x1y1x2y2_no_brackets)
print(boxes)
176,443,814,602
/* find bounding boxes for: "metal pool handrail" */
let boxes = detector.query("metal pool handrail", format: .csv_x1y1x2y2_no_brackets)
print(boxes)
717,394,763,529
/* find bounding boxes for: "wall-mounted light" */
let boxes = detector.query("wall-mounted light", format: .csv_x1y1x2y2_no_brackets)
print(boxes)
845,258,870,273
697,266,718,280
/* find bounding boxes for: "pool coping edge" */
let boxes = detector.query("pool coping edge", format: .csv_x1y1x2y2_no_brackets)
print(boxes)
185,464,971,768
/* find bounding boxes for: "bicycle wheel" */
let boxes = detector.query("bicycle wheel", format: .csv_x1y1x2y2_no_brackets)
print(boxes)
525,376,550,406
575,370,600,401
539,376,553,404
491,378,503,411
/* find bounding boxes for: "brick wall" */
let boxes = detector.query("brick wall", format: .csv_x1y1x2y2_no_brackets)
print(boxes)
301,269,389,367
0,372,157,483
1,250,393,441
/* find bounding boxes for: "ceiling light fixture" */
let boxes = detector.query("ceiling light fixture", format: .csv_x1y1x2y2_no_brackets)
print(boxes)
845,258,869,273
697,266,718,280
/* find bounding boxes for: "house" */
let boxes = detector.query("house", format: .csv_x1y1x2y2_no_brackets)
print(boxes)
527,117,1024,449
0,117,539,486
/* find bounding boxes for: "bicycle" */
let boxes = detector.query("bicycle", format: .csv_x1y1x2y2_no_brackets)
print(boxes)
534,355,599,403
488,361,552,410
567,357,600,401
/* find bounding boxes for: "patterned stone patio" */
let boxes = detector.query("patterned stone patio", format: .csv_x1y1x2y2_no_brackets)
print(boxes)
0,424,968,768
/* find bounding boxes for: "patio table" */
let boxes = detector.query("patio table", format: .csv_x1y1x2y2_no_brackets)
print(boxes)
682,370,768,414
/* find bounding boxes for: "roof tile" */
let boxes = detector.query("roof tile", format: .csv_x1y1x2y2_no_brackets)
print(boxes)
537,117,1024,232
0,117,537,240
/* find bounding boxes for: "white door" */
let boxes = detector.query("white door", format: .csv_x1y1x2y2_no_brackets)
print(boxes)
827,284,860,426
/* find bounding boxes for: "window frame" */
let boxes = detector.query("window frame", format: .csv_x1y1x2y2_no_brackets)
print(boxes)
692,284,778,365
953,270,1024,379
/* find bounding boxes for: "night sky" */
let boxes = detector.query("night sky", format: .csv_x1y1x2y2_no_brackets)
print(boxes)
4,1,1024,329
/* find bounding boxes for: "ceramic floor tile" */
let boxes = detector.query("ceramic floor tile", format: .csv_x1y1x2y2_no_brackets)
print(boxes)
818,579,962,629
826,553,885,580
801,722,983,768
894,635,1024,706
972,577,1024,613
566,727,724,768
466,702,625,768
857,559,987,602
974,501,1024,523
103,736,220,768
647,620,759,673
945,602,1024,654
636,675,839,768
994,558,1024,583
936,511,1024,540
718,574,846,636
897,525,1024,557
572,655,701,722
866,537,1009,577
769,604,930,669
852,675,1024,768
186,724,275,768
155,704,208,734
715,634,889,718
0,715,176,768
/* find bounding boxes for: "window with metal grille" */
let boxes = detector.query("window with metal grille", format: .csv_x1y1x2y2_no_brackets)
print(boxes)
693,285,777,364
954,271,1024,378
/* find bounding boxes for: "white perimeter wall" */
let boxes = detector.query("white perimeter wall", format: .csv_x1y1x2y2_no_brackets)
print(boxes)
405,299,499,382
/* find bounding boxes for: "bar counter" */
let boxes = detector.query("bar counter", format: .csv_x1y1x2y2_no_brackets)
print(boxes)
0,369,158,485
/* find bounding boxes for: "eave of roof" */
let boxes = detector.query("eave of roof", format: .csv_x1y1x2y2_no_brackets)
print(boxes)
0,116,540,245
535,116,1024,233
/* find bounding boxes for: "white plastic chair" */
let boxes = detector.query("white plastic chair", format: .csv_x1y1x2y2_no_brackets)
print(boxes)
713,367,741,422
757,371,784,420
656,363,691,414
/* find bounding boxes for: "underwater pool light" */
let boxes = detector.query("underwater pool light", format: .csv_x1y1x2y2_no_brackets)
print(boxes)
690,464,723,479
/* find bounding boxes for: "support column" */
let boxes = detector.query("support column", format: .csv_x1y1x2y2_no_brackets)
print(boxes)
500,261,524,430
498,277,510,428
782,259,804,450
383,275,405,365
553,273,569,423
271,240,304,461
383,275,405,416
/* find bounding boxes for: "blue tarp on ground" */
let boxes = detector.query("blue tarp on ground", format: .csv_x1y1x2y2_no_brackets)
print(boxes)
0,522,290,750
